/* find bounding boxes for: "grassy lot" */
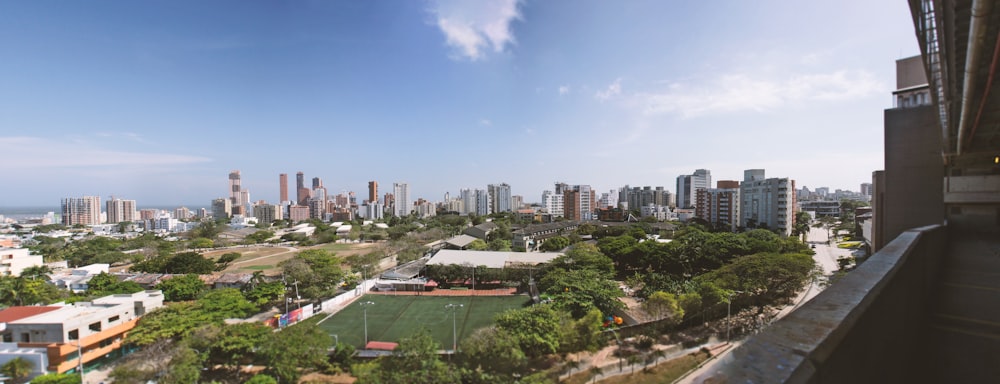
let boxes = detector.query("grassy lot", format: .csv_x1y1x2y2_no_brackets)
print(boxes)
317,295,531,348
564,350,711,384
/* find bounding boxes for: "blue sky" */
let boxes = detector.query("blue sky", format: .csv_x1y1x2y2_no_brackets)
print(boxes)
0,0,918,208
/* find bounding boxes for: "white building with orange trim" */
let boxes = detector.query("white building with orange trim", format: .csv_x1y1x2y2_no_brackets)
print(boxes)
0,290,163,376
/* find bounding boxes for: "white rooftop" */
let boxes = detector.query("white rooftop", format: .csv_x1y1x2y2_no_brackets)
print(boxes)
427,249,563,269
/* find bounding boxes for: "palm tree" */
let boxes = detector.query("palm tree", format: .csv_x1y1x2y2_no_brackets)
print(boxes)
563,359,581,379
1,357,34,384
627,355,640,374
19,265,53,281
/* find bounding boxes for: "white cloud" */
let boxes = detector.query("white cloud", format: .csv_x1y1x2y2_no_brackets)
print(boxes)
558,85,570,95
1,136,211,168
429,0,522,61
479,118,492,126
637,70,883,118
594,78,622,101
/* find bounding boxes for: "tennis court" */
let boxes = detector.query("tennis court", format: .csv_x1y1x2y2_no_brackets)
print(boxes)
317,294,531,349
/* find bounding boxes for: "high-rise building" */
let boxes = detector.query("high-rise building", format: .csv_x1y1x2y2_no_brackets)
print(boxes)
279,173,289,203
174,206,192,220
676,169,712,209
296,172,307,205
61,196,102,226
368,181,378,204
488,183,512,214
288,205,310,223
512,195,524,210
542,189,565,217
229,170,246,215
695,180,741,232
393,182,411,217
253,204,281,226
739,170,796,236
563,184,595,221
312,177,322,189
475,189,490,216
106,197,137,224
211,198,232,220
860,183,873,197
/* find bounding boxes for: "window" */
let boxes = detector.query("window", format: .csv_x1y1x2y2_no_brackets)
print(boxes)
108,315,120,323
68,329,79,340
89,322,102,332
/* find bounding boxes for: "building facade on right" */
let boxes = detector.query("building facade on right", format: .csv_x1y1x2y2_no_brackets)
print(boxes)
739,169,795,236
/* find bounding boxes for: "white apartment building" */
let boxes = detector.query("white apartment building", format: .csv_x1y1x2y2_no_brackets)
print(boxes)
541,190,564,217
739,169,796,236
0,248,44,277
393,182,412,217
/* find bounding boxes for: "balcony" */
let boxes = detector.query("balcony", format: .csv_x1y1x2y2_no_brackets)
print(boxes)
693,224,1000,383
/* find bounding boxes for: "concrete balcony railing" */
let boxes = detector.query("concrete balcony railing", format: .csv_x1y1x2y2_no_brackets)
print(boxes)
694,224,947,383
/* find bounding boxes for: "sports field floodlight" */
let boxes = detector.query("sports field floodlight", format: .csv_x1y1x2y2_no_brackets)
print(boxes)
360,301,375,345
445,303,464,354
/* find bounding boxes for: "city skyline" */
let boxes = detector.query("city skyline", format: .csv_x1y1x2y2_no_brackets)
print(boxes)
1,1,917,206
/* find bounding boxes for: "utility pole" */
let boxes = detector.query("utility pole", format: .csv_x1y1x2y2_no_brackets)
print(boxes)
360,301,375,346
445,303,464,354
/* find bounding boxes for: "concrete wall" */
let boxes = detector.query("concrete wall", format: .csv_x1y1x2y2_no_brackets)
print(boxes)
878,105,944,250
695,224,947,383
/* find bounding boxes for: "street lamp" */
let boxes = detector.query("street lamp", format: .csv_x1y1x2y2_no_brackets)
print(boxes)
445,303,464,354
360,301,375,346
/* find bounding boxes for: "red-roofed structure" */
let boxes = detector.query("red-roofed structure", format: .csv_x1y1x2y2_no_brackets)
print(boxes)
364,341,398,351
0,306,61,324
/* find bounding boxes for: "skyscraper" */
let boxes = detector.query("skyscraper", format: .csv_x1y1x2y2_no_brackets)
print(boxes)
279,173,289,203
368,181,378,204
229,170,245,215
296,172,307,205
212,198,232,220
312,177,322,189
62,196,102,226
393,182,411,217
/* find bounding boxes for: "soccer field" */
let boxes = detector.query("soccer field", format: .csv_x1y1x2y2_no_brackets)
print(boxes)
317,295,531,349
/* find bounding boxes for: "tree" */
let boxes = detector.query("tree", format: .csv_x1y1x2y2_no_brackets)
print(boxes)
467,239,488,251
540,268,624,317
361,328,459,384
86,272,143,296
208,323,271,371
539,236,570,252
215,252,241,270
486,239,511,251
494,304,565,359
643,291,684,325
547,243,615,276
260,322,332,383
19,265,52,281
280,249,343,299
243,281,285,306
190,237,214,249
165,252,217,274
244,375,278,384
1,357,34,384
459,327,527,376
155,274,206,302
27,373,81,384
198,288,256,319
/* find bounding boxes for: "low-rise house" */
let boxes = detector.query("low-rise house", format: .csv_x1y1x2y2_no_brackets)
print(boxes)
0,248,44,277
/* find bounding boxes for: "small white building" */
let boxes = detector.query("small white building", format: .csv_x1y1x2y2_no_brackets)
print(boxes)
0,248,44,277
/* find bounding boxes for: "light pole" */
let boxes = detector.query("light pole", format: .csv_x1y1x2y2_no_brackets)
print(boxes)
360,301,375,346
445,303,463,354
